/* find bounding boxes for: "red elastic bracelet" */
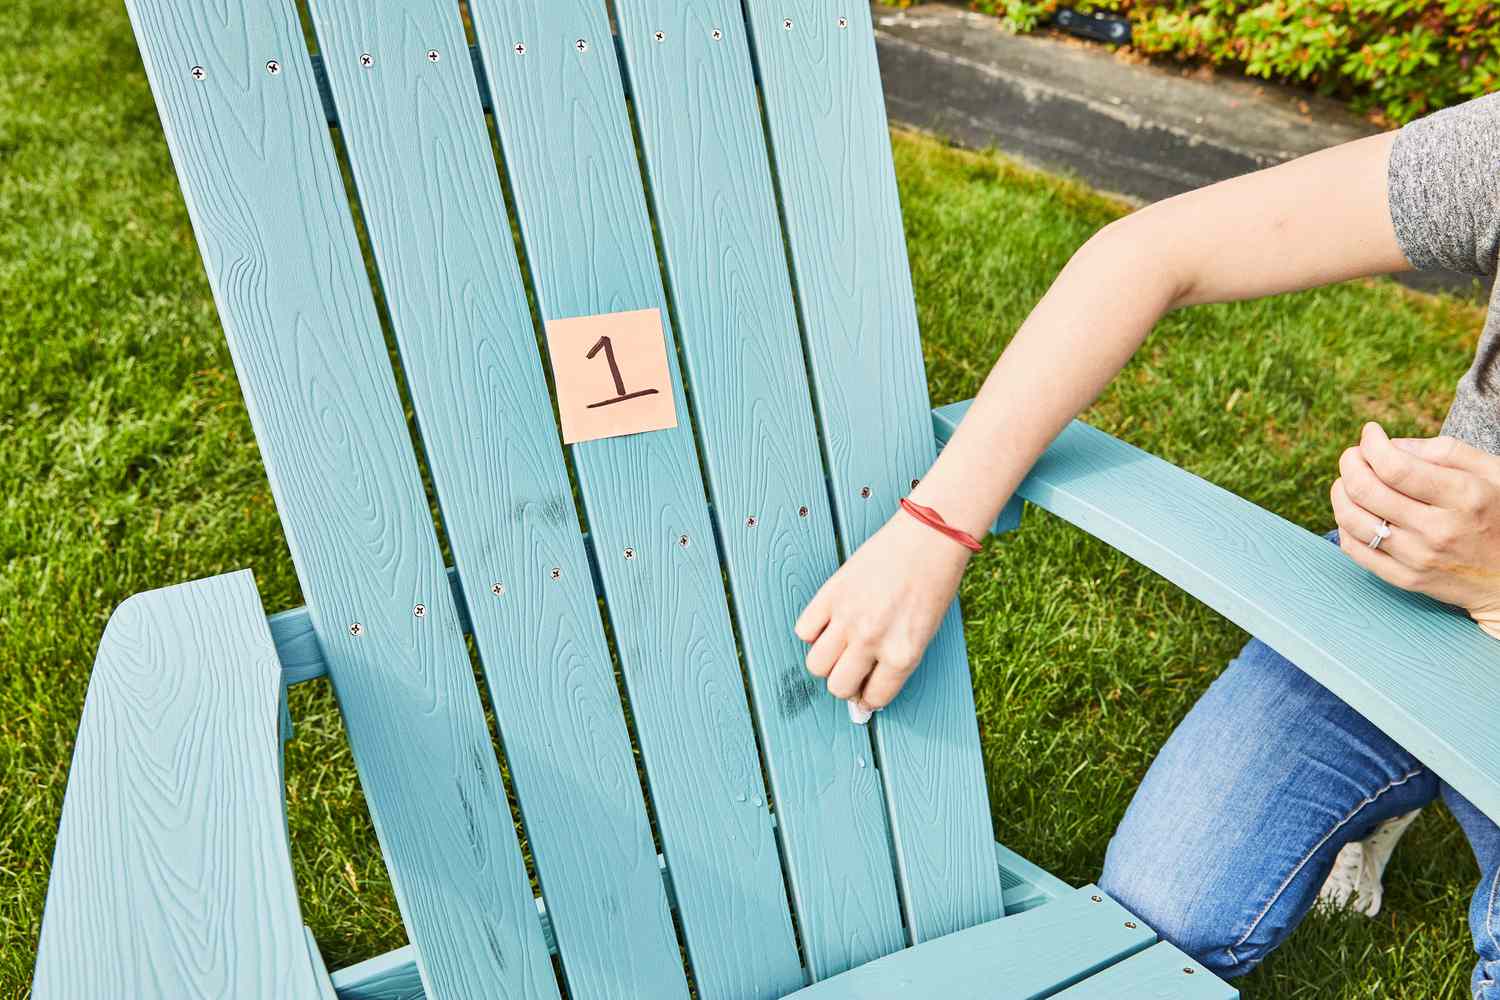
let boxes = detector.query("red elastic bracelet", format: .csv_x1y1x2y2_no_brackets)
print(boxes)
899,498,983,553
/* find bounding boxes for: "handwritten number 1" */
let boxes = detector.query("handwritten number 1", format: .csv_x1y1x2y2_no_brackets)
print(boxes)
588,335,628,396
586,335,661,409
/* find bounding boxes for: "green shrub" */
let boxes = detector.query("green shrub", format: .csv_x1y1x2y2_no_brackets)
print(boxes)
883,0,1499,124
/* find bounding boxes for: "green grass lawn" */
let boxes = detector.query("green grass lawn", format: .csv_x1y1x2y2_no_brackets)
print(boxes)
1,2,1489,997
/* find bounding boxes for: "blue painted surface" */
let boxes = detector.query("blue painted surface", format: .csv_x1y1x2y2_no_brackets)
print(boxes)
614,0,907,982
937,404,1500,826
995,494,1026,535
311,45,491,126
272,461,1016,691
308,36,743,128
466,2,801,996
1052,941,1237,998
119,3,554,997
306,927,340,1000
331,946,426,1000
992,840,1073,907
326,841,1089,999
84,5,1267,1000
742,1,1006,943
307,3,700,996
270,568,466,687
34,572,317,998
782,887,1154,999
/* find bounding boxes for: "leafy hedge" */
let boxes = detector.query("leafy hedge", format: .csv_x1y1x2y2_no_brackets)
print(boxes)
881,0,1498,124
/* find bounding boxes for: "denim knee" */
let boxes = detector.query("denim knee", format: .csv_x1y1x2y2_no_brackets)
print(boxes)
1100,831,1263,977
1098,619,1438,979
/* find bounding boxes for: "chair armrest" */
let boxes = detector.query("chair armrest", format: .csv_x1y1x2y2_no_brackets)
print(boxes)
33,571,321,998
934,404,1500,824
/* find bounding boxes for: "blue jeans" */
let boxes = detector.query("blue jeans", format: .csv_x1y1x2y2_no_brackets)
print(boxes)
1099,625,1500,996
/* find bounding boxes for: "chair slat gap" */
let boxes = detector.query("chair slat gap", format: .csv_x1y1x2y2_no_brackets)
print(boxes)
304,1,695,996
119,2,558,996
739,0,1008,942
463,2,810,997
613,0,915,981
305,6,573,993
604,11,812,980
324,839,1074,1000
311,39,654,128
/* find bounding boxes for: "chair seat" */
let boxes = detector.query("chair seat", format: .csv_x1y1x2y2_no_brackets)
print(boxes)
784,887,1234,999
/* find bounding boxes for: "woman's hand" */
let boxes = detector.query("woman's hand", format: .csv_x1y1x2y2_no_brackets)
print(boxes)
1331,421,1500,637
794,512,974,719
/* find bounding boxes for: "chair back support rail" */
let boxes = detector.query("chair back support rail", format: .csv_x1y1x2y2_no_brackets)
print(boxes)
110,1,1006,997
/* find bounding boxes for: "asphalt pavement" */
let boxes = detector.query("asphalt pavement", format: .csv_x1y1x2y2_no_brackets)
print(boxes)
870,2,1487,298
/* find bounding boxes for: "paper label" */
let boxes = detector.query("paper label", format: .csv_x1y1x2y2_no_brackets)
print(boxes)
544,308,678,444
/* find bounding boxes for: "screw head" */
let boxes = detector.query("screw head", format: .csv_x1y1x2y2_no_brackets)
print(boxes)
413,604,426,618
575,38,589,53
491,582,506,596
1183,968,1196,975
1124,921,1138,929
190,65,206,81
838,16,849,28
349,622,363,637
359,52,374,68
427,48,441,63
550,567,561,580
1090,894,1103,902
266,59,281,75
746,515,759,528
798,505,809,518
678,534,690,547
514,42,527,55
859,485,872,499
654,30,665,42
711,28,723,40
623,547,636,560
783,18,793,30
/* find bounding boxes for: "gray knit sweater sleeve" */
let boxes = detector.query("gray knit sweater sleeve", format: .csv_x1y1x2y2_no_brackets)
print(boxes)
1387,92,1500,277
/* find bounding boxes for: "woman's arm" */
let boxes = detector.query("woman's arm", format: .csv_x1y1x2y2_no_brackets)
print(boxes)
796,130,1412,715
910,130,1410,541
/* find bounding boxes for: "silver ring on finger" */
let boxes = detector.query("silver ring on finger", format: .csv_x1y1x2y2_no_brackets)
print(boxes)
1367,519,1392,551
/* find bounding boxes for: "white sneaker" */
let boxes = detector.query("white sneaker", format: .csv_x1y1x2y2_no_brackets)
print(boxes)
1316,808,1422,917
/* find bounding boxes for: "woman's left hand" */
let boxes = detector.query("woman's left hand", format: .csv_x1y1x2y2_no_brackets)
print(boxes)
1331,421,1500,638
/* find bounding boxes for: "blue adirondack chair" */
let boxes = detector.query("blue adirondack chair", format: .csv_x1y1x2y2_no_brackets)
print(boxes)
30,2,1500,997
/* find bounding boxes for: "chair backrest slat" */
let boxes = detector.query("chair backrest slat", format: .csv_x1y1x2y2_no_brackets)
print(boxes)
743,1,1007,940
128,0,1009,986
465,2,806,996
306,4,708,998
120,2,558,997
614,0,910,979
